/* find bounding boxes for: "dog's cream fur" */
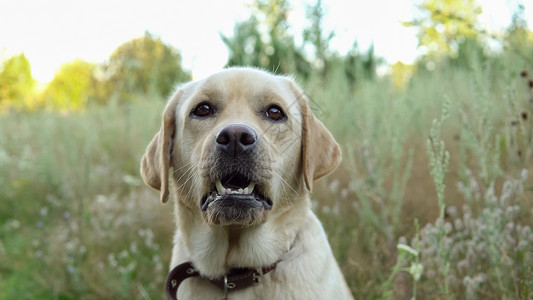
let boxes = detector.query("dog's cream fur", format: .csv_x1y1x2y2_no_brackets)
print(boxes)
141,68,353,299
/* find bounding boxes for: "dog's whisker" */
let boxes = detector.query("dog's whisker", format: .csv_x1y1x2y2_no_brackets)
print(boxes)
276,166,299,184
175,162,199,184
176,165,200,191
172,161,195,174
184,176,201,200
270,170,298,195
177,173,196,192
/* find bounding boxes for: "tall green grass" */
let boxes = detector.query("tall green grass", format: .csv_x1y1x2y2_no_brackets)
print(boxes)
1,52,532,299
0,100,174,299
307,52,532,299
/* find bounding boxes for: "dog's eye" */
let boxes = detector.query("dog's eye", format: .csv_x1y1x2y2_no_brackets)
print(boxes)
265,105,286,121
192,103,213,117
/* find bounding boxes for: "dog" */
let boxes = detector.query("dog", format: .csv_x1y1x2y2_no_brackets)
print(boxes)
141,67,353,299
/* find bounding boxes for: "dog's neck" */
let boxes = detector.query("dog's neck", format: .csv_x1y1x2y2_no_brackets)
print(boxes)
174,196,309,278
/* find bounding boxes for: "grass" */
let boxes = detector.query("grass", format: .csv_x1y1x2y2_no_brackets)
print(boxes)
1,51,533,299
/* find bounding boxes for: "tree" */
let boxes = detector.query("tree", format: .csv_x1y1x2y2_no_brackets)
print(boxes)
221,0,311,77
221,16,265,67
102,32,190,101
391,61,416,91
0,53,36,110
42,59,96,111
404,0,482,59
303,0,334,74
505,4,533,60
343,42,381,88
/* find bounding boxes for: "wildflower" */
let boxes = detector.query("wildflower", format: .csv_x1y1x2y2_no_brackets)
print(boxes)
67,265,75,274
119,250,129,259
65,241,76,251
398,236,408,245
36,221,43,228
7,219,20,229
454,218,463,231
340,188,349,199
130,242,138,253
108,253,118,268
446,206,458,218
520,169,528,181
64,212,71,220
122,174,141,186
444,222,453,234
409,263,424,281
397,243,418,257
328,179,340,193
457,259,469,272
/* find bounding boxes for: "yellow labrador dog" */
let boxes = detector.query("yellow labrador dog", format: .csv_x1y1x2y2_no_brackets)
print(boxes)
141,68,353,300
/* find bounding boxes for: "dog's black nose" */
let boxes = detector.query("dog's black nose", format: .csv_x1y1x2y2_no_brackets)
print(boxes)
216,124,257,156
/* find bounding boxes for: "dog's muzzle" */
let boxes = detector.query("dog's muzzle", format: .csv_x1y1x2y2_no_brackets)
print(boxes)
200,124,273,225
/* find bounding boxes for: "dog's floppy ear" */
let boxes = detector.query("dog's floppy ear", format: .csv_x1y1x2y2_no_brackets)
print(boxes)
288,80,341,191
140,91,181,203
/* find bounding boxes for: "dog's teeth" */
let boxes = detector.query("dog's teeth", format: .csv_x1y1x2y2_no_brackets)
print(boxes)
216,181,255,195
246,182,256,194
216,180,225,195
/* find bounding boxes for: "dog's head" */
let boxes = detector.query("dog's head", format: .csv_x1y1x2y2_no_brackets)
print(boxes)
140,68,340,226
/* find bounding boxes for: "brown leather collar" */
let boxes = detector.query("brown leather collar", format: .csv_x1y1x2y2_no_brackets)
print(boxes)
165,261,278,300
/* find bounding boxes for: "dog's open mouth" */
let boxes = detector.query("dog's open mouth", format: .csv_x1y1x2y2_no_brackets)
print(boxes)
200,173,272,222
215,173,257,196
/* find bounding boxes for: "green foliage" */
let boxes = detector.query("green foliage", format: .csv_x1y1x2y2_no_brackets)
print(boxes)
427,99,450,219
505,4,533,63
312,39,532,298
42,59,96,111
0,53,36,110
102,32,191,101
221,0,311,77
405,0,482,58
220,16,264,67
414,170,532,299
303,0,334,73
0,33,190,112
343,42,381,87
382,222,422,300
0,99,172,299
221,0,380,82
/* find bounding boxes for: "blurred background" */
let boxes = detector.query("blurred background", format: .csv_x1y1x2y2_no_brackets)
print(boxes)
1,0,532,299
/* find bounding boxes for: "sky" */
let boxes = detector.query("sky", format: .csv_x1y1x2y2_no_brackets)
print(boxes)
0,0,531,83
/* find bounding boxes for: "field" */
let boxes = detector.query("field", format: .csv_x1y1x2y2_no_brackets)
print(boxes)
1,53,532,299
